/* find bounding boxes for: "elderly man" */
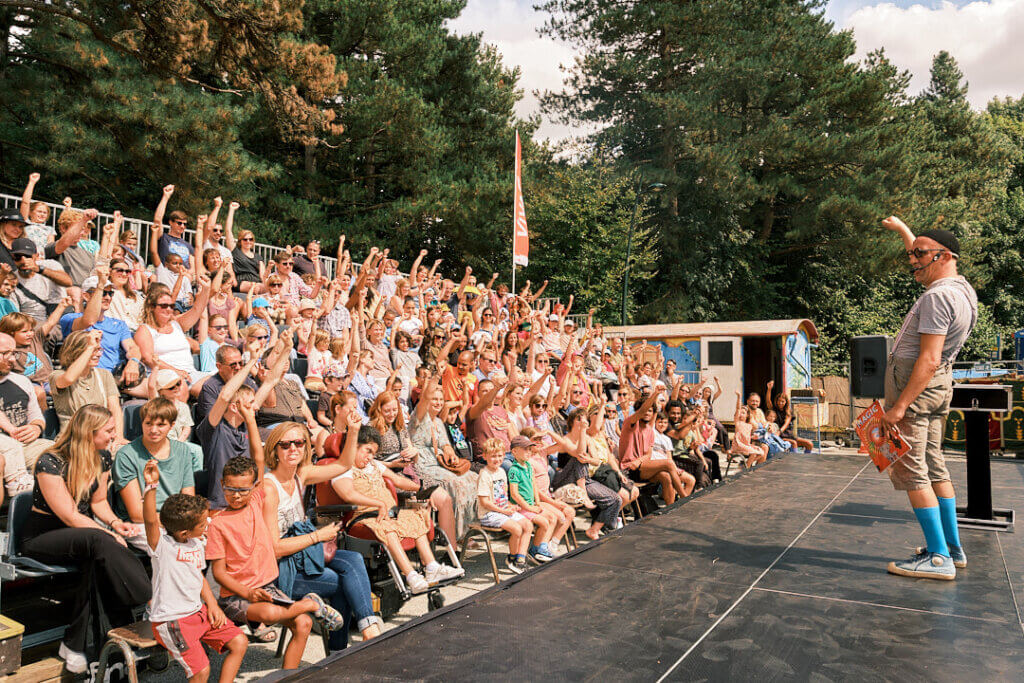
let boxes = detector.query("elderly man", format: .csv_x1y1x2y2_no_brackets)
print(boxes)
0,333,52,502
880,216,977,581
196,343,277,416
11,238,70,321
443,350,477,403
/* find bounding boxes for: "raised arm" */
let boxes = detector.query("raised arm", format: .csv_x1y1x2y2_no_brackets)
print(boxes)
141,460,162,551
224,202,238,251
53,332,101,389
52,208,96,256
176,275,211,332
624,385,664,428
208,356,260,427
20,173,40,221
468,377,505,421
253,335,292,411
881,216,915,252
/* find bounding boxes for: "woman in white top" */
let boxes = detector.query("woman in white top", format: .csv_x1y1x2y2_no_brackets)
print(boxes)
105,258,145,332
135,280,210,397
261,420,382,651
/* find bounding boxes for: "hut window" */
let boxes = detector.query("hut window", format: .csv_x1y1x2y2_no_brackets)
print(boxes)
708,341,733,366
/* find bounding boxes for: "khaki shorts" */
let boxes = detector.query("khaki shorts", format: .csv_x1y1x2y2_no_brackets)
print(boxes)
883,356,953,491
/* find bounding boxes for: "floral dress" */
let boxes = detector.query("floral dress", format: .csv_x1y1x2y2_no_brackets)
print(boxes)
337,460,428,541
409,413,478,539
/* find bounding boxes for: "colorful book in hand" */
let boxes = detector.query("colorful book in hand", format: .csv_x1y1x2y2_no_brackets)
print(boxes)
854,400,912,472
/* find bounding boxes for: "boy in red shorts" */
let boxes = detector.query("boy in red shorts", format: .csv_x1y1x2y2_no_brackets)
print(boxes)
141,460,248,682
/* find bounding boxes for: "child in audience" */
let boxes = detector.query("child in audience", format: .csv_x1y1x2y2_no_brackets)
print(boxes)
0,274,18,316
141,461,248,682
507,435,560,564
316,363,345,428
207,456,345,670
114,397,196,546
305,329,332,393
330,426,464,594
476,438,533,574
149,368,195,443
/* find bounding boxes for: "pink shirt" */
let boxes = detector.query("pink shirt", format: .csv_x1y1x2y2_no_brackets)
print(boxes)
618,418,654,469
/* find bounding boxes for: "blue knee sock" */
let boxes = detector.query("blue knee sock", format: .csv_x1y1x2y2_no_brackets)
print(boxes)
913,506,949,557
937,496,962,550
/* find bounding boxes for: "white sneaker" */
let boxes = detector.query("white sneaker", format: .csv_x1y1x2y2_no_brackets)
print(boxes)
547,542,563,557
425,564,464,583
406,571,429,594
59,642,88,674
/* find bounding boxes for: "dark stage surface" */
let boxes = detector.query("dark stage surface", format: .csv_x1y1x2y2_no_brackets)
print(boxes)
269,453,1024,681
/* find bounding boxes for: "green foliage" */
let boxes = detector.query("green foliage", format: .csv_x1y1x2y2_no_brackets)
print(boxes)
523,151,658,323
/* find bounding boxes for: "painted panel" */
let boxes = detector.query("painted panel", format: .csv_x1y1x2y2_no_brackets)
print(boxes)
785,330,813,390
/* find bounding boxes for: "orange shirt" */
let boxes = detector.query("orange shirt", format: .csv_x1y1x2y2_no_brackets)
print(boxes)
205,486,278,597
442,366,476,403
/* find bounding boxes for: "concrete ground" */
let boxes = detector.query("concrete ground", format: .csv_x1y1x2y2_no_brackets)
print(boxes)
127,447,852,681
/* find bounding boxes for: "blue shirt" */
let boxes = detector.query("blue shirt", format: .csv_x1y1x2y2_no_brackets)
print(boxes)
199,338,219,373
158,234,195,270
60,313,132,371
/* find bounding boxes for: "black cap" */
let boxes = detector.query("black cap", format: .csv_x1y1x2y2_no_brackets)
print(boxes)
10,238,37,257
0,211,28,226
918,228,960,257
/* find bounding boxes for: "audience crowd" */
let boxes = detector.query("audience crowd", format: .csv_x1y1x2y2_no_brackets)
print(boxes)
0,175,808,679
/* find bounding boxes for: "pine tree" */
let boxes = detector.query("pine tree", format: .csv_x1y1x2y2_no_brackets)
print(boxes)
538,0,918,322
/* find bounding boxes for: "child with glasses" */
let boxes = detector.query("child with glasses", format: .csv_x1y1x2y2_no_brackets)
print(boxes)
208,456,344,670
142,460,249,682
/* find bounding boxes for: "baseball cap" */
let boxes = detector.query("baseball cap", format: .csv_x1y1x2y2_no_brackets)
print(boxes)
252,296,270,309
10,238,37,258
0,211,27,226
155,368,182,389
81,276,113,292
564,319,576,327
510,435,532,450
298,298,317,312
548,314,559,321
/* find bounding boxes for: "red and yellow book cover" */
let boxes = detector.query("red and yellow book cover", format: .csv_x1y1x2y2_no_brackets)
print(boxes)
854,400,912,472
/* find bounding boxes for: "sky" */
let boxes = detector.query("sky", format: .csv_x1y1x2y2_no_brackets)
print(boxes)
447,0,1024,142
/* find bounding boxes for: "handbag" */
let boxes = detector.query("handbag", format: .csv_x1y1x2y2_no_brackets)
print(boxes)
323,534,338,563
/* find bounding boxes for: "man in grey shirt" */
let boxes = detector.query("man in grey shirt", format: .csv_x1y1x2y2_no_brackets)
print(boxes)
880,216,977,581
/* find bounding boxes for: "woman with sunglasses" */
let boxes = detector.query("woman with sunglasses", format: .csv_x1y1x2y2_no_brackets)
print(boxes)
21,404,151,673
135,279,211,394
262,419,382,651
105,257,145,332
51,330,129,448
232,229,263,293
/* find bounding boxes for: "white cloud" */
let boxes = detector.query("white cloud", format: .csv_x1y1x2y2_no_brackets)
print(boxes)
447,0,588,143
846,0,1024,107
450,0,1024,144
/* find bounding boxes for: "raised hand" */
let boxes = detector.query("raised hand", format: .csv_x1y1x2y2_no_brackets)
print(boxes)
28,172,40,184
229,201,240,211
143,459,160,487
62,197,73,208
163,185,175,197
213,196,223,208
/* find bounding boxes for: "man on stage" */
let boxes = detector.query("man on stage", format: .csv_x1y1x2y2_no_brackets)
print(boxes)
880,216,977,580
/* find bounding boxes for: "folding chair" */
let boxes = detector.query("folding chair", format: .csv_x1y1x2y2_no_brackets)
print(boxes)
459,523,508,584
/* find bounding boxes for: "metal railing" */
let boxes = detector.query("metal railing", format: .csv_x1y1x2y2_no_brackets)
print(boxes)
1,192,338,279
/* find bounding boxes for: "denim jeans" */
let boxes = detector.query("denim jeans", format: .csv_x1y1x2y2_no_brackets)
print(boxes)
288,549,378,651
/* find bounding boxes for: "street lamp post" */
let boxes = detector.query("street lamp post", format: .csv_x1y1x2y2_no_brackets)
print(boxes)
621,180,665,327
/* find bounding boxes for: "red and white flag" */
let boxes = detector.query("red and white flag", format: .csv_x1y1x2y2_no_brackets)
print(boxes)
512,130,529,267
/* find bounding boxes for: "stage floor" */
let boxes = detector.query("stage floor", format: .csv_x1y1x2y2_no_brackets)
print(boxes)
270,453,1024,682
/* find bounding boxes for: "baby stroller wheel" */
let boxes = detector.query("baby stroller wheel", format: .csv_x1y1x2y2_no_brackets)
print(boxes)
428,591,445,611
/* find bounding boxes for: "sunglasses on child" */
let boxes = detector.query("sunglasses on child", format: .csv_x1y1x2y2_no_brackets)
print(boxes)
224,485,254,494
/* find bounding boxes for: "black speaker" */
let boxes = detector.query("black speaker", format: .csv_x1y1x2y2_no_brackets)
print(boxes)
850,335,892,398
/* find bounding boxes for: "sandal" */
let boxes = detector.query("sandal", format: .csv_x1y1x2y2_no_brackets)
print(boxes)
248,624,278,643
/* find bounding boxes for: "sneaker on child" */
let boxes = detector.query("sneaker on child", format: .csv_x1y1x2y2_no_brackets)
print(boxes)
406,571,430,594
